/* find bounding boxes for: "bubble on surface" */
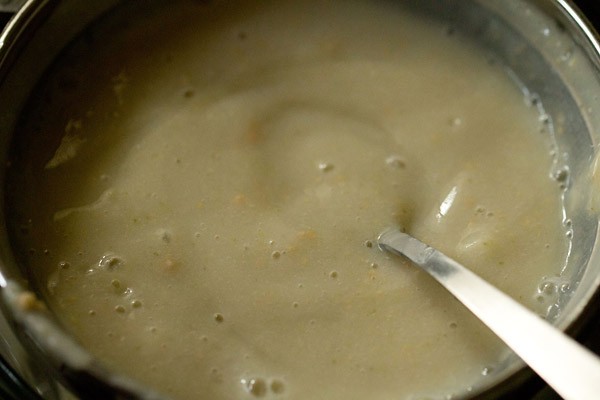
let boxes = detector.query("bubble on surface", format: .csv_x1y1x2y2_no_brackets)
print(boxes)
524,92,541,107
270,379,285,394
240,376,285,396
58,261,71,269
214,313,224,323
559,283,570,293
318,162,334,172
385,155,406,169
241,377,267,397
535,295,545,303
538,281,556,295
551,167,569,183
98,253,124,271
131,300,142,308
535,276,571,319
559,49,572,62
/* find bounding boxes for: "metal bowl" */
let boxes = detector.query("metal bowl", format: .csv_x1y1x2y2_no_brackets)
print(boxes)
0,0,599,399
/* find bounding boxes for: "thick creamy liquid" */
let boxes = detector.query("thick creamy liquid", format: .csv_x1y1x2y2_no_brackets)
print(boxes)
7,1,570,399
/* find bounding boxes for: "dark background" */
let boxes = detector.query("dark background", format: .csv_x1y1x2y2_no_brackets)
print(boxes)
575,0,600,28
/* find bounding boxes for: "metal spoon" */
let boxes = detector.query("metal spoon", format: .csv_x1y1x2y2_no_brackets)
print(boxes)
377,228,600,400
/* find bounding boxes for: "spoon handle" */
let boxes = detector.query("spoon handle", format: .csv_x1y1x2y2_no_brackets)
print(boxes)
378,228,600,400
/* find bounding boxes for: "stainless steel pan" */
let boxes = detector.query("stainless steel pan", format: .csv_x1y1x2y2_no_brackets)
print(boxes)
1,1,600,399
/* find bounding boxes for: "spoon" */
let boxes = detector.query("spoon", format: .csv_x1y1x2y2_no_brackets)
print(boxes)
378,228,600,400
